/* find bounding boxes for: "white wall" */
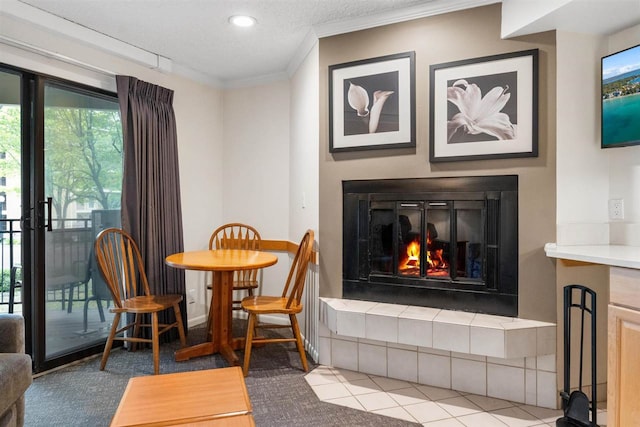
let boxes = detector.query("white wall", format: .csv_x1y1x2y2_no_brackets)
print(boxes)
0,13,225,325
555,25,640,246
608,24,640,246
555,31,609,245
221,81,292,299
289,42,320,356
554,25,640,395
175,80,223,325
222,81,290,236
289,42,320,242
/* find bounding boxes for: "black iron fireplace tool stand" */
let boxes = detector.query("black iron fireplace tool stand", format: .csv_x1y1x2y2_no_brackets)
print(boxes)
556,284,599,427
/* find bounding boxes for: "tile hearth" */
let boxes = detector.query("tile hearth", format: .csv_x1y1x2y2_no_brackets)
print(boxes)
320,298,555,358
318,298,558,408
305,366,608,426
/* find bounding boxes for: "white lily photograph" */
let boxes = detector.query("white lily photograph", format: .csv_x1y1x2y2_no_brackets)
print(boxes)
329,52,415,153
430,49,538,162
446,71,518,144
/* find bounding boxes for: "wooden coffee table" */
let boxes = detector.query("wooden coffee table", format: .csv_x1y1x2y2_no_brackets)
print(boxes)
110,367,253,426
169,414,255,426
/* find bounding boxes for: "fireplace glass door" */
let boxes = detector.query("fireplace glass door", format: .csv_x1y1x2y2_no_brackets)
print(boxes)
343,176,518,316
369,199,486,283
426,202,451,278
370,201,394,275
397,203,423,277
455,201,484,281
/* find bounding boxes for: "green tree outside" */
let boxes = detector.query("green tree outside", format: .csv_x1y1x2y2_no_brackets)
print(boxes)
45,107,123,224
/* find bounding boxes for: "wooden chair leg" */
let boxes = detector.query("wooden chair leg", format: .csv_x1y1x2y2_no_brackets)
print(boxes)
100,313,121,371
151,312,160,375
245,289,258,338
132,314,142,352
206,296,215,341
173,304,187,347
290,314,308,372
243,313,256,377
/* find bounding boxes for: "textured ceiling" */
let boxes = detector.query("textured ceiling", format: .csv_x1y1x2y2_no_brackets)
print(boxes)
17,0,438,84
14,0,640,86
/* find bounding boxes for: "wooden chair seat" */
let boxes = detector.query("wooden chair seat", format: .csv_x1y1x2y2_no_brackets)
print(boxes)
115,294,184,313
241,230,314,376
232,279,259,290
241,296,302,314
95,228,187,375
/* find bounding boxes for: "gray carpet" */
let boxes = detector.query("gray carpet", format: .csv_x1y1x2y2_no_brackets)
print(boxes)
25,321,418,426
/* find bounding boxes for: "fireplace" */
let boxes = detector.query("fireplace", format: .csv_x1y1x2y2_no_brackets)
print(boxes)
343,175,518,317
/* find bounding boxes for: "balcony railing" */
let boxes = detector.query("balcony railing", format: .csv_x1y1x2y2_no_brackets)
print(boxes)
0,218,94,312
0,218,22,310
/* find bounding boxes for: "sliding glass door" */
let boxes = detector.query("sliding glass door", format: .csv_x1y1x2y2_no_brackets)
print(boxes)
0,65,123,372
42,82,123,362
0,69,25,325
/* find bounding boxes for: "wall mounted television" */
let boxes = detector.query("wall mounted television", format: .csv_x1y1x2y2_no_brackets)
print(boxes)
602,43,640,148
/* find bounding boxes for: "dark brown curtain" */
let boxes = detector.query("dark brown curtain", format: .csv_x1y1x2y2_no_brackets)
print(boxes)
116,75,187,340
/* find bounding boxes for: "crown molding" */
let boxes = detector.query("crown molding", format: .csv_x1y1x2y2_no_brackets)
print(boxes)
286,29,319,78
314,0,500,38
171,63,223,88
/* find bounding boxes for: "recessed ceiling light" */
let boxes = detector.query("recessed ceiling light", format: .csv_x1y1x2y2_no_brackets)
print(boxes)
229,15,257,27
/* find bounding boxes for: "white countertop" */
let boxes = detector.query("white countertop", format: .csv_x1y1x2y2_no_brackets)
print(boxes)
544,243,640,269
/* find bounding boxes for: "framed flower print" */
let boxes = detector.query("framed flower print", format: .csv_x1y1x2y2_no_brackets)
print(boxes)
429,49,538,162
329,51,415,153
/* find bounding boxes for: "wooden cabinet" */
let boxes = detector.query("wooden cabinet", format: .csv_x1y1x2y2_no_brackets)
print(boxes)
608,267,640,427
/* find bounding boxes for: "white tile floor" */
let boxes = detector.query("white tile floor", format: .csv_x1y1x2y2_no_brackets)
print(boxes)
305,366,608,426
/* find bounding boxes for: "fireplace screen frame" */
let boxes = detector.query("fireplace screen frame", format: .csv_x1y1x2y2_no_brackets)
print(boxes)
343,175,518,317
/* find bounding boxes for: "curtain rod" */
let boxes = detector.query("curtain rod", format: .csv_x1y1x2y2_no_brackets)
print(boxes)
0,34,116,77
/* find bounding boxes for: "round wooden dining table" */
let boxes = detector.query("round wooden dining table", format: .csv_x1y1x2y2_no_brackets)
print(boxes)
165,249,278,366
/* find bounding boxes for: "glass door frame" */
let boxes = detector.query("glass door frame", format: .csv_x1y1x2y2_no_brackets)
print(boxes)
2,63,121,373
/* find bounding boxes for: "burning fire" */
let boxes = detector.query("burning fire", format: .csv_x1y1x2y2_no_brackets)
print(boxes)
399,234,449,277
405,241,420,267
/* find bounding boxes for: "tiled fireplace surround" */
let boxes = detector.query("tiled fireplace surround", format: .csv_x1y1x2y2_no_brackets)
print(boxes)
318,298,558,409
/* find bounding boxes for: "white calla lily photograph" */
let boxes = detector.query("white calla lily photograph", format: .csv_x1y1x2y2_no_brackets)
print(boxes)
329,52,415,153
430,49,538,162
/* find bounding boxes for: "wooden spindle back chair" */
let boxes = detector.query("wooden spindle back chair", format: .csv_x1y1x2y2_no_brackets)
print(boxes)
94,228,186,375
241,229,314,376
208,223,262,309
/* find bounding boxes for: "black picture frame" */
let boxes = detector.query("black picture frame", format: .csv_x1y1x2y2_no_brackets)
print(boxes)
329,51,415,153
601,43,640,149
429,49,539,162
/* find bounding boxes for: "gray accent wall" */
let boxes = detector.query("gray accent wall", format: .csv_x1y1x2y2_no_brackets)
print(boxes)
318,4,558,322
